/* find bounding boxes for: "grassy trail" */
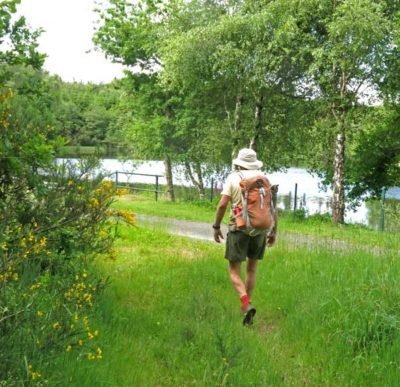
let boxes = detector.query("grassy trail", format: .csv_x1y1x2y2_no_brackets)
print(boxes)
136,213,394,256
51,216,400,386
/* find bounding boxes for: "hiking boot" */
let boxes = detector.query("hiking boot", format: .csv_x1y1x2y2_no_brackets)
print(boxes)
242,304,256,326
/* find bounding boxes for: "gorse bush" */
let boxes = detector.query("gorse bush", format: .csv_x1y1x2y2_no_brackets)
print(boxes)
0,90,130,384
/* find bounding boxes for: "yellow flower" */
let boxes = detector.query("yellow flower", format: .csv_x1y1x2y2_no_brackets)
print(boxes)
30,283,41,290
28,365,42,380
36,311,43,317
118,210,136,225
31,371,41,380
96,347,103,359
78,339,83,346
52,322,61,330
39,237,47,247
99,230,108,239
116,188,129,196
66,345,72,352
89,197,100,208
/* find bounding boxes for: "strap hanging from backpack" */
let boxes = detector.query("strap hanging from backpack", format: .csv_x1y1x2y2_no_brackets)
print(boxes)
237,171,275,232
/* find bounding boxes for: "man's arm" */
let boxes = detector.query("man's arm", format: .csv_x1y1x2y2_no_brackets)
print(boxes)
213,195,231,243
267,210,278,246
267,184,279,246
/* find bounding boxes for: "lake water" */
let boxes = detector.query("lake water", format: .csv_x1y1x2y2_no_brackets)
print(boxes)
59,158,400,229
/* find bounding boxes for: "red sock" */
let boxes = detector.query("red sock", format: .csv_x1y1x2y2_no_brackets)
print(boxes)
240,294,250,311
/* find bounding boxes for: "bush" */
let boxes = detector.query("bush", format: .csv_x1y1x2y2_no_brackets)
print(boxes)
0,90,126,384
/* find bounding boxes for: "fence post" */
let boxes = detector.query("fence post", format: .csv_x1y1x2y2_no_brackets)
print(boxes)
155,175,159,202
294,183,298,211
210,178,214,202
379,187,386,231
115,171,118,187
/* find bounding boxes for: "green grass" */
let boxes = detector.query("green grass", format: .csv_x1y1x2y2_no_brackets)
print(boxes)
49,222,400,386
113,194,400,251
112,193,219,222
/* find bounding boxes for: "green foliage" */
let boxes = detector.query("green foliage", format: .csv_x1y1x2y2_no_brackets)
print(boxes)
0,0,45,68
0,90,121,384
51,80,125,149
94,0,164,69
0,63,129,153
347,107,400,199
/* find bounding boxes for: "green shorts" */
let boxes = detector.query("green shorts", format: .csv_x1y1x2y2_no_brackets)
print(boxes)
225,230,267,262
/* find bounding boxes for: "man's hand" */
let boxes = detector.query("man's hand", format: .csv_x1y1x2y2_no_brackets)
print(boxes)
267,233,276,246
213,195,230,243
214,228,224,243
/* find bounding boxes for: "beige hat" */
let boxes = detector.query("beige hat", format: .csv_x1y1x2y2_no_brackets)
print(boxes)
233,148,263,170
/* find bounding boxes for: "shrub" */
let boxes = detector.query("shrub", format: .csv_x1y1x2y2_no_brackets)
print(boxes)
0,90,127,384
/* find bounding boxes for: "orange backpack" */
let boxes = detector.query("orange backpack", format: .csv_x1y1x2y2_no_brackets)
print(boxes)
236,174,276,232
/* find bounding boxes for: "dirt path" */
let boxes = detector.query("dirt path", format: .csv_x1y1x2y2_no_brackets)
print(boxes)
137,214,220,242
136,214,388,255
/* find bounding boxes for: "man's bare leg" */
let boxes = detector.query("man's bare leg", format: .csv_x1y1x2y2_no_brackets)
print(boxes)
245,258,258,300
228,261,246,298
228,260,256,325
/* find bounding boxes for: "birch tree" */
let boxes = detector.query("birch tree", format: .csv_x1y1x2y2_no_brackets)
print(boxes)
94,0,178,200
303,0,394,223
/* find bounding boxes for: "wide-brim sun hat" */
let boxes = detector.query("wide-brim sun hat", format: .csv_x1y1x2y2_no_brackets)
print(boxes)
233,148,263,170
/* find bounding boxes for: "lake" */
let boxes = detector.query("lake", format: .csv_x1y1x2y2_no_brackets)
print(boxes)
58,158,400,230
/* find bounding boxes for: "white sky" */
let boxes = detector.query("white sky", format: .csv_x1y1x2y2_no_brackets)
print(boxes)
16,0,125,83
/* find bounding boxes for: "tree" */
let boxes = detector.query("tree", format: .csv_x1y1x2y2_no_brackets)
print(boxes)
0,0,45,68
347,107,400,200
94,0,181,200
291,0,395,223
162,1,317,170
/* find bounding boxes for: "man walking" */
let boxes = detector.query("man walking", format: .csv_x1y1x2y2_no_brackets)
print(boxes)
213,148,277,326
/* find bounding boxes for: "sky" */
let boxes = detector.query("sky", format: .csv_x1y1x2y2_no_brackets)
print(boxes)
16,0,125,83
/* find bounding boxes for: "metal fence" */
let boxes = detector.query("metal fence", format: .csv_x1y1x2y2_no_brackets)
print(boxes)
110,171,163,201
110,171,399,232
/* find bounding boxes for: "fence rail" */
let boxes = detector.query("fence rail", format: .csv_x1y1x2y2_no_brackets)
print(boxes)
106,172,399,232
109,171,164,201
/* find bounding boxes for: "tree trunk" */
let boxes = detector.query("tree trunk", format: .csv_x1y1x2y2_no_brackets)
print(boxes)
332,131,345,224
249,95,263,152
231,94,244,159
164,154,175,202
185,161,205,199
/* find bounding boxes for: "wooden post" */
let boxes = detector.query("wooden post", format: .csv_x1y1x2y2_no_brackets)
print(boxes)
294,183,298,211
379,188,386,232
155,175,159,202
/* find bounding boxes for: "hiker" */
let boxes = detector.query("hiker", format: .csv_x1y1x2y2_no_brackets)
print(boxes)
212,148,277,326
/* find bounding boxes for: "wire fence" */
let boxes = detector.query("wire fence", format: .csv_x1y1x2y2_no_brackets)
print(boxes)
109,171,400,232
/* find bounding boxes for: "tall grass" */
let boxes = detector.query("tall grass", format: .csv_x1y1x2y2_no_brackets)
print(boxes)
49,222,400,386
112,194,400,250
